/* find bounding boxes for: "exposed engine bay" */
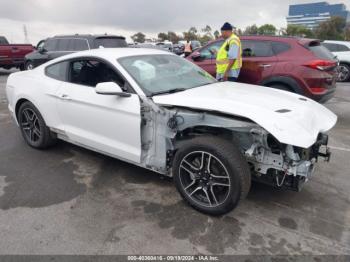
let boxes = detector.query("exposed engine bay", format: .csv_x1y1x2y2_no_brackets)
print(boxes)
140,98,331,191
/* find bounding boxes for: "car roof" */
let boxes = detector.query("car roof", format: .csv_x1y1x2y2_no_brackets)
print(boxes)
52,34,125,39
45,48,174,64
206,35,319,47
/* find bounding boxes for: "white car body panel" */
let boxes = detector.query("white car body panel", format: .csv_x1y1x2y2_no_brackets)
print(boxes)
56,82,141,163
153,82,337,148
324,40,350,63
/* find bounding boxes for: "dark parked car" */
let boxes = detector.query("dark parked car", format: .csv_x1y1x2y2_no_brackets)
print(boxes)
187,35,338,103
24,34,127,70
173,43,184,55
0,36,34,70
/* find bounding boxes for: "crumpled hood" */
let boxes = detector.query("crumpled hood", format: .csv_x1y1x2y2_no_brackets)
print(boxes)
152,82,337,148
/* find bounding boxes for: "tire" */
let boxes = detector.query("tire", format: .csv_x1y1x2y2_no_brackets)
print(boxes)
25,61,35,70
173,136,251,215
337,63,350,82
19,64,25,71
17,101,57,149
269,84,292,92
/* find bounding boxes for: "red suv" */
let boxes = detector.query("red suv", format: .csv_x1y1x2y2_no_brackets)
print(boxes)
187,36,338,103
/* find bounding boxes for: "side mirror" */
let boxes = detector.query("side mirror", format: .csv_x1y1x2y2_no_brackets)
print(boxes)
38,46,47,54
191,51,204,61
95,82,131,97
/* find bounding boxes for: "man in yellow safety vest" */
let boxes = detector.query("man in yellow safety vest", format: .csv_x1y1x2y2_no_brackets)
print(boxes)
216,22,242,82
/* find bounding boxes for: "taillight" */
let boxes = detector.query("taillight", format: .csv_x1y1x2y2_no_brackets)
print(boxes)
310,87,327,94
304,60,337,71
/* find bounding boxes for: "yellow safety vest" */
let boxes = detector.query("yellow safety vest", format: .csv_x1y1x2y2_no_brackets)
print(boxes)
216,34,242,74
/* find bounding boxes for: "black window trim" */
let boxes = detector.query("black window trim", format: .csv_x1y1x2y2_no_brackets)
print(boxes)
44,56,136,94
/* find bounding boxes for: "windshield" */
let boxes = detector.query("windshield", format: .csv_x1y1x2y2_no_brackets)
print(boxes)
118,54,216,96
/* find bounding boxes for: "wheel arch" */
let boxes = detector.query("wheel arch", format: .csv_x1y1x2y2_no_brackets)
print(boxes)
261,76,304,94
174,125,235,147
339,60,350,66
15,97,47,124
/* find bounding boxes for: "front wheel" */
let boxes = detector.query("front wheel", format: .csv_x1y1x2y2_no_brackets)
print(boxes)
173,136,251,215
25,61,35,70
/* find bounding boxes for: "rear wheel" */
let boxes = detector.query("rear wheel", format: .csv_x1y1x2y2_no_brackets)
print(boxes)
338,63,350,82
173,136,251,215
18,101,57,149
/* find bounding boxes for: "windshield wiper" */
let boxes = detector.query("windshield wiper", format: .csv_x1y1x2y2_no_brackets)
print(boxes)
151,88,187,96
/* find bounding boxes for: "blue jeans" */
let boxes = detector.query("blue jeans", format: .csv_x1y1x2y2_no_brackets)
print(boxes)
218,77,238,82
227,77,238,82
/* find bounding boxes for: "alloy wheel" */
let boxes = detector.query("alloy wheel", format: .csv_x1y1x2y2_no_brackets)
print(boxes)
179,151,231,208
26,63,34,70
21,108,41,143
338,65,350,82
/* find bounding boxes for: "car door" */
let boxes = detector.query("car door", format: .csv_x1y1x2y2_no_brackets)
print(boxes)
239,40,277,85
191,40,224,77
56,58,142,163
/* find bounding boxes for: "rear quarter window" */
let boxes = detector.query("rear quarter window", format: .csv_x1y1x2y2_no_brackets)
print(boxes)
45,61,69,81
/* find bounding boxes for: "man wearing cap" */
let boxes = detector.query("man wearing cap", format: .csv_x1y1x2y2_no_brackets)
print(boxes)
215,22,242,82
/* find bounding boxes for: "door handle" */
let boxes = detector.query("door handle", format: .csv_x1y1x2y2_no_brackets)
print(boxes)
59,94,71,101
259,64,272,68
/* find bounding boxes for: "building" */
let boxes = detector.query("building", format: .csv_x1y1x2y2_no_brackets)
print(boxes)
287,2,350,29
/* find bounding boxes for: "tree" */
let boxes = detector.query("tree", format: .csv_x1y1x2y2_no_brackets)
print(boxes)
199,25,214,44
158,32,168,41
315,16,346,40
258,24,277,35
345,25,350,41
286,24,314,38
201,25,212,35
213,30,220,39
131,32,146,43
244,24,258,35
189,27,198,35
167,31,181,43
183,26,199,41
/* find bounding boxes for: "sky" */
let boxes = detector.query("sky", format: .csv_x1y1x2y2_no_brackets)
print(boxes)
0,0,348,44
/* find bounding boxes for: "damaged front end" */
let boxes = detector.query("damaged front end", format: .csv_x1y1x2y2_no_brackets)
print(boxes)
245,129,331,191
140,97,332,192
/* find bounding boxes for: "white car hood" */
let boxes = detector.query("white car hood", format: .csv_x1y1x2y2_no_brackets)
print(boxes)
153,82,337,148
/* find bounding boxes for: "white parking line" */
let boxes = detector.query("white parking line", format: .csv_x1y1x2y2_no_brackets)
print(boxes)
329,146,350,152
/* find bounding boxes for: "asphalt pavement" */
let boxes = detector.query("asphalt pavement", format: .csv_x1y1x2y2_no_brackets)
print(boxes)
0,69,349,255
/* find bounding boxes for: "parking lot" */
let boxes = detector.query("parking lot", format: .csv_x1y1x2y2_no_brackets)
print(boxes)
0,69,349,255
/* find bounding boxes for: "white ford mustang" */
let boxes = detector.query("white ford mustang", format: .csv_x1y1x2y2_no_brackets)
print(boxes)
6,48,337,215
